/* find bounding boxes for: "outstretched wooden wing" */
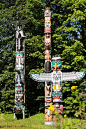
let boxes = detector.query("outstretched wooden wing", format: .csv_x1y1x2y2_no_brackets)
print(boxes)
62,71,85,82
30,73,52,82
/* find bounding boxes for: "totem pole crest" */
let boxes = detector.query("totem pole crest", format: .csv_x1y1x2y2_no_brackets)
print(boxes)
30,8,85,125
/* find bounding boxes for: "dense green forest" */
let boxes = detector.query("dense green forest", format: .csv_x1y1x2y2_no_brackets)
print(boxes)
0,0,86,118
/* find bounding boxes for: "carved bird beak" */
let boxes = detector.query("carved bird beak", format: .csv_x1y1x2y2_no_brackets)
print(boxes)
55,63,57,71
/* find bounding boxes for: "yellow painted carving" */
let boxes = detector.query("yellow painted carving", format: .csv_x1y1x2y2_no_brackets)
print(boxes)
53,85,56,90
55,63,57,71
58,85,60,90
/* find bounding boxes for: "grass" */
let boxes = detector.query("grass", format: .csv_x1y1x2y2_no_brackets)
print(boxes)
0,113,55,129
0,113,86,129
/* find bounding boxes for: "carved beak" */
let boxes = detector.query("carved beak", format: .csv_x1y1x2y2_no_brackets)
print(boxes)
55,63,57,71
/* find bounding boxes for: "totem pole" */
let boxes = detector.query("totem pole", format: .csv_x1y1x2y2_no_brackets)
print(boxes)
44,8,53,125
30,8,85,125
13,21,26,119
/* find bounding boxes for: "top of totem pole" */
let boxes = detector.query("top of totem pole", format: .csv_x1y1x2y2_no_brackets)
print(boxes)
17,20,21,26
16,18,26,38
44,8,51,17
7,17,28,27
51,55,61,61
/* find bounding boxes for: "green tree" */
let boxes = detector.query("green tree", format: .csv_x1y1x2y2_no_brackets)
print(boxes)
0,0,86,118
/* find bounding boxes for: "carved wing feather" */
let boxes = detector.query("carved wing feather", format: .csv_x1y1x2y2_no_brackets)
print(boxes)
62,71,85,82
30,73,52,82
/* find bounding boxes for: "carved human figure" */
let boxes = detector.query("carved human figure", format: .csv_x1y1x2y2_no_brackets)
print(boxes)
45,107,53,121
45,82,52,102
45,50,51,61
16,38,24,51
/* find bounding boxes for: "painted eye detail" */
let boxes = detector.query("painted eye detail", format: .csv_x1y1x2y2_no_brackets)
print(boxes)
58,61,61,64
53,61,55,65
58,61,60,64
51,61,54,65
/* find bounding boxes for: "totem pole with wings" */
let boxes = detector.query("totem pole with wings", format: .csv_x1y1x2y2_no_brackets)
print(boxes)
30,8,85,125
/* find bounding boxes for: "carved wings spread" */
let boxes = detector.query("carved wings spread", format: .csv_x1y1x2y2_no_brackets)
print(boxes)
62,71,85,82
30,73,52,82
30,71,85,82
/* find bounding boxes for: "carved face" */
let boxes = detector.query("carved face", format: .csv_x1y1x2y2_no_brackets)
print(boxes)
44,11,51,33
44,9,51,17
15,96,24,103
45,20,51,28
16,52,24,58
15,73,24,84
51,60,62,67
45,34,51,46
15,87,24,94
51,57,62,71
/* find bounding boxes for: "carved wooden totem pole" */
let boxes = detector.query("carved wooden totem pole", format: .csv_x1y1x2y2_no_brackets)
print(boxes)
13,21,26,119
44,8,53,125
30,8,85,125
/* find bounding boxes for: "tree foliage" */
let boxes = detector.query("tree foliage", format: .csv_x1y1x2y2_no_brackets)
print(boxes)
0,0,86,117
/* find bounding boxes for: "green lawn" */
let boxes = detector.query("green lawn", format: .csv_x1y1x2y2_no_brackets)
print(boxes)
0,113,55,129
0,113,86,129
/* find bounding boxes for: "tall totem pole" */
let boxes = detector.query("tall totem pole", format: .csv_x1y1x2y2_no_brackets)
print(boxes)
44,8,53,125
30,8,85,125
13,21,26,119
